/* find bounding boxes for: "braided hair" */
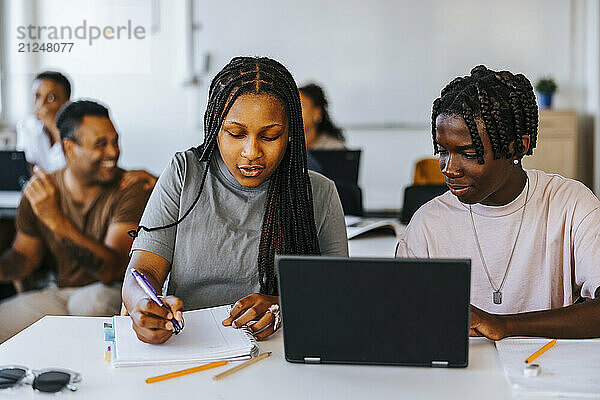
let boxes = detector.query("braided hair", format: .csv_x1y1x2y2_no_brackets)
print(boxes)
133,57,321,295
299,83,345,142
431,65,538,164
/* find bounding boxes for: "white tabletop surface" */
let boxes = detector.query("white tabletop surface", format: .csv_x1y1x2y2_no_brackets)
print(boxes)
0,191,21,208
0,233,589,399
0,316,539,400
347,231,400,258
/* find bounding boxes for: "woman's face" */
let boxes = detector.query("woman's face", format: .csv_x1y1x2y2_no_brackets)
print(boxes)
218,93,289,188
436,113,527,206
299,92,322,133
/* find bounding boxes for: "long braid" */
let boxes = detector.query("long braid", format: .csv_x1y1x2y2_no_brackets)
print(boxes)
431,65,539,163
203,58,321,295
210,58,320,295
132,57,320,296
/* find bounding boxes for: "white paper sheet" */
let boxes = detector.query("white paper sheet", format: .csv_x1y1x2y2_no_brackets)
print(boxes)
495,338,600,398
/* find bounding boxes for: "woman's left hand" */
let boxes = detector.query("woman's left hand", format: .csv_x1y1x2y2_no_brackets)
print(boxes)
222,293,280,340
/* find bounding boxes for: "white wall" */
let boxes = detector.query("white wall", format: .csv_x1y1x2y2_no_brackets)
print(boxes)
3,0,599,209
345,128,433,210
4,0,200,175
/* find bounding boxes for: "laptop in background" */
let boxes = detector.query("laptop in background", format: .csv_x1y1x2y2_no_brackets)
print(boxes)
276,256,471,367
0,151,30,208
308,149,361,184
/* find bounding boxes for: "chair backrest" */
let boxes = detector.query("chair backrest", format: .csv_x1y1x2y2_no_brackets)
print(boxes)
413,158,445,185
308,150,363,216
334,181,363,216
401,184,448,224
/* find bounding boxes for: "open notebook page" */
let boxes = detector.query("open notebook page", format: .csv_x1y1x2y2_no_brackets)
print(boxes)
112,304,259,367
495,338,600,398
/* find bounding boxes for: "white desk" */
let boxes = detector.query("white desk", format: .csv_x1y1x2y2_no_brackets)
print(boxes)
348,231,399,257
0,236,589,399
0,316,556,400
0,191,20,218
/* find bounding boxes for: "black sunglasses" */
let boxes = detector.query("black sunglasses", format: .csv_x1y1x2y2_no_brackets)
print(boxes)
0,365,81,393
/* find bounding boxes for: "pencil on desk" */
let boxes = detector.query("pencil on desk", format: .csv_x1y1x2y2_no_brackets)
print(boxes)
146,360,228,383
213,352,272,381
525,339,556,364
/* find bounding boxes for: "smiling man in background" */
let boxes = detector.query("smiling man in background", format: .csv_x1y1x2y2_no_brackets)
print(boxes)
0,100,151,342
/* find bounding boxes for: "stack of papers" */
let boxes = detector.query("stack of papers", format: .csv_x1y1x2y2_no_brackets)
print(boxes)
345,216,404,239
495,338,600,398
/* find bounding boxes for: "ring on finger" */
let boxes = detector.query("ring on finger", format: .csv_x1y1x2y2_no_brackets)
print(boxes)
267,304,281,331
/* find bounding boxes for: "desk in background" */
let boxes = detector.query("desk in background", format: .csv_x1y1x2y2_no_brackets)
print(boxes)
347,231,400,257
0,191,20,218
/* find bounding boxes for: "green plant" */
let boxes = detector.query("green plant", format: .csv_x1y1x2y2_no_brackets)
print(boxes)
535,77,557,94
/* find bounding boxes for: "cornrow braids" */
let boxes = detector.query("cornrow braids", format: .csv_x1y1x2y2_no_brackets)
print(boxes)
431,65,539,164
132,57,321,296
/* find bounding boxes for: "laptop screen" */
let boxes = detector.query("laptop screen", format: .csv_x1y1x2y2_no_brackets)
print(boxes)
277,256,471,367
0,151,31,191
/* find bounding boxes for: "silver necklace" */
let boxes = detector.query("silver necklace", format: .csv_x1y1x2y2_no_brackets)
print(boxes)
469,177,529,305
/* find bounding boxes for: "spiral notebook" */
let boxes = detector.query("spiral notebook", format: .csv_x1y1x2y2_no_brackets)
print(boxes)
111,304,259,367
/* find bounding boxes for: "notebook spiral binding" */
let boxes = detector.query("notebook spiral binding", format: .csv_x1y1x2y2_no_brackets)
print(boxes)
226,304,260,358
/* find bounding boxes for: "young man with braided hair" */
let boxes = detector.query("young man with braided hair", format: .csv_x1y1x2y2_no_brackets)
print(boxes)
122,57,348,344
397,66,600,340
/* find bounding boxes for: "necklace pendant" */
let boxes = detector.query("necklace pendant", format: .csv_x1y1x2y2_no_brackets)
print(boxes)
493,291,502,305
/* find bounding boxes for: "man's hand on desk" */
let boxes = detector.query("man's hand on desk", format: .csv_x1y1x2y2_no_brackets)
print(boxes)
469,305,510,341
130,295,184,344
222,293,280,341
23,166,66,231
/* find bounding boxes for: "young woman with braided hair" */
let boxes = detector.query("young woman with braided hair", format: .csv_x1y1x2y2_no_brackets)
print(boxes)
397,65,600,339
122,57,347,344
299,83,346,149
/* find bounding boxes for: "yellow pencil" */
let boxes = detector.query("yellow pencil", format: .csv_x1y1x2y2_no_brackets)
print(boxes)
213,352,272,381
525,339,557,364
146,360,228,383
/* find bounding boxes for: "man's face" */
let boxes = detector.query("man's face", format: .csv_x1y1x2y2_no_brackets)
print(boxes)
65,116,120,185
217,93,289,188
435,113,519,206
32,79,69,127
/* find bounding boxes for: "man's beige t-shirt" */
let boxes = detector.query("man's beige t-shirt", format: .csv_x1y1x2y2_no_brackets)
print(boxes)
397,169,600,314
16,168,150,288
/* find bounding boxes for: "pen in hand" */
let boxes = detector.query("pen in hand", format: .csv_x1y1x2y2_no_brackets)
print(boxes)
131,268,184,334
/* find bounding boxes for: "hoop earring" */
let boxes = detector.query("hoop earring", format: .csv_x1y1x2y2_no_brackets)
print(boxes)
513,159,519,165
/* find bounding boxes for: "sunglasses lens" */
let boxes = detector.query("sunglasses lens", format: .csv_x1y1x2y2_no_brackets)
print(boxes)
33,371,70,393
0,368,27,389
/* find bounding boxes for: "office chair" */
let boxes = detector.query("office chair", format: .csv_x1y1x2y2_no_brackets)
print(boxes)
400,184,448,224
412,157,445,185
